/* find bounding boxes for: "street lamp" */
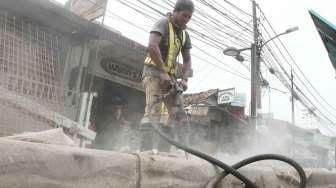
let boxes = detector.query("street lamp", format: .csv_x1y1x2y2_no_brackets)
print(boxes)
222,26,299,127
223,26,299,61
223,47,250,62
261,26,299,48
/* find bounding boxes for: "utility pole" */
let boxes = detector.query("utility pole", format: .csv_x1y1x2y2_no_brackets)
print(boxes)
291,69,295,125
223,1,298,129
251,0,259,128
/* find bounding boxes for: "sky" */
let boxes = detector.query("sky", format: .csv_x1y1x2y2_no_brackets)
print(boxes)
56,0,336,135
255,0,336,134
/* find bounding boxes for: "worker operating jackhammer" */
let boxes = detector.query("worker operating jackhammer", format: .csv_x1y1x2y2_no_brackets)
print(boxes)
141,80,187,152
140,0,194,152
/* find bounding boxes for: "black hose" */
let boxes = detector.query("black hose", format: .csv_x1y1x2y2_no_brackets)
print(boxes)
206,154,307,188
148,122,307,188
148,122,257,188
147,86,306,187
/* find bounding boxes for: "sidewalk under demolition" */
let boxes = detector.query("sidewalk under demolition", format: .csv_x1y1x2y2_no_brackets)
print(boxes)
0,0,336,187
0,128,335,188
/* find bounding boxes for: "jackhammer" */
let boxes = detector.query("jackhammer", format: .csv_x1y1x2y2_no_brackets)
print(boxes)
154,79,186,120
143,80,307,188
143,79,189,152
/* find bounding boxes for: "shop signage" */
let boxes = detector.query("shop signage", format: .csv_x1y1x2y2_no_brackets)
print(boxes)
217,88,235,104
100,58,142,82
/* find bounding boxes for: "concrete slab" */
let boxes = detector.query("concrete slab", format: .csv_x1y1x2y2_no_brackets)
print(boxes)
0,129,336,188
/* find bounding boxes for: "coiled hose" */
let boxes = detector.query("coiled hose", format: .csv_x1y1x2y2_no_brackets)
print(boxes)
148,122,307,188
205,154,307,188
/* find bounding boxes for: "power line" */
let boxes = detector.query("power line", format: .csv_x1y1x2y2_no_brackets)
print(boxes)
262,39,336,126
259,35,336,128
192,48,250,80
261,28,336,123
212,0,252,27
115,0,251,80
191,1,253,42
257,4,336,115
255,10,336,125
222,0,253,17
196,0,253,33
144,0,253,47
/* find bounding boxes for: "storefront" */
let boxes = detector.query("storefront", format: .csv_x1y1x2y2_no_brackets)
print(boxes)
75,35,147,150
183,88,248,154
0,0,96,141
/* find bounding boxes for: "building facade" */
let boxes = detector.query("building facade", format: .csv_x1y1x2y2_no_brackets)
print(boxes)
0,0,79,135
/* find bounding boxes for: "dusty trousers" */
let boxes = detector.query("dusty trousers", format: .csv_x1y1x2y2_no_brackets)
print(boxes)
140,76,179,152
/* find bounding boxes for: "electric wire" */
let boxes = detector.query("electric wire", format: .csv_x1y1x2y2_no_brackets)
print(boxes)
269,86,288,94
192,51,250,80
258,21,336,125
196,0,253,33
192,5,253,42
262,42,336,132
84,0,254,80
115,0,252,80
118,0,245,50
258,5,336,118
142,0,253,47
263,45,336,126
166,0,254,42
89,0,336,129
222,0,253,17
260,40,336,131
262,36,336,124
147,0,254,66
90,0,334,128
106,4,252,82
123,2,251,76
212,0,252,28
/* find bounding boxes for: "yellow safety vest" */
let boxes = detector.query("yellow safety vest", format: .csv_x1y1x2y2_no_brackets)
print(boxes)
144,21,186,76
